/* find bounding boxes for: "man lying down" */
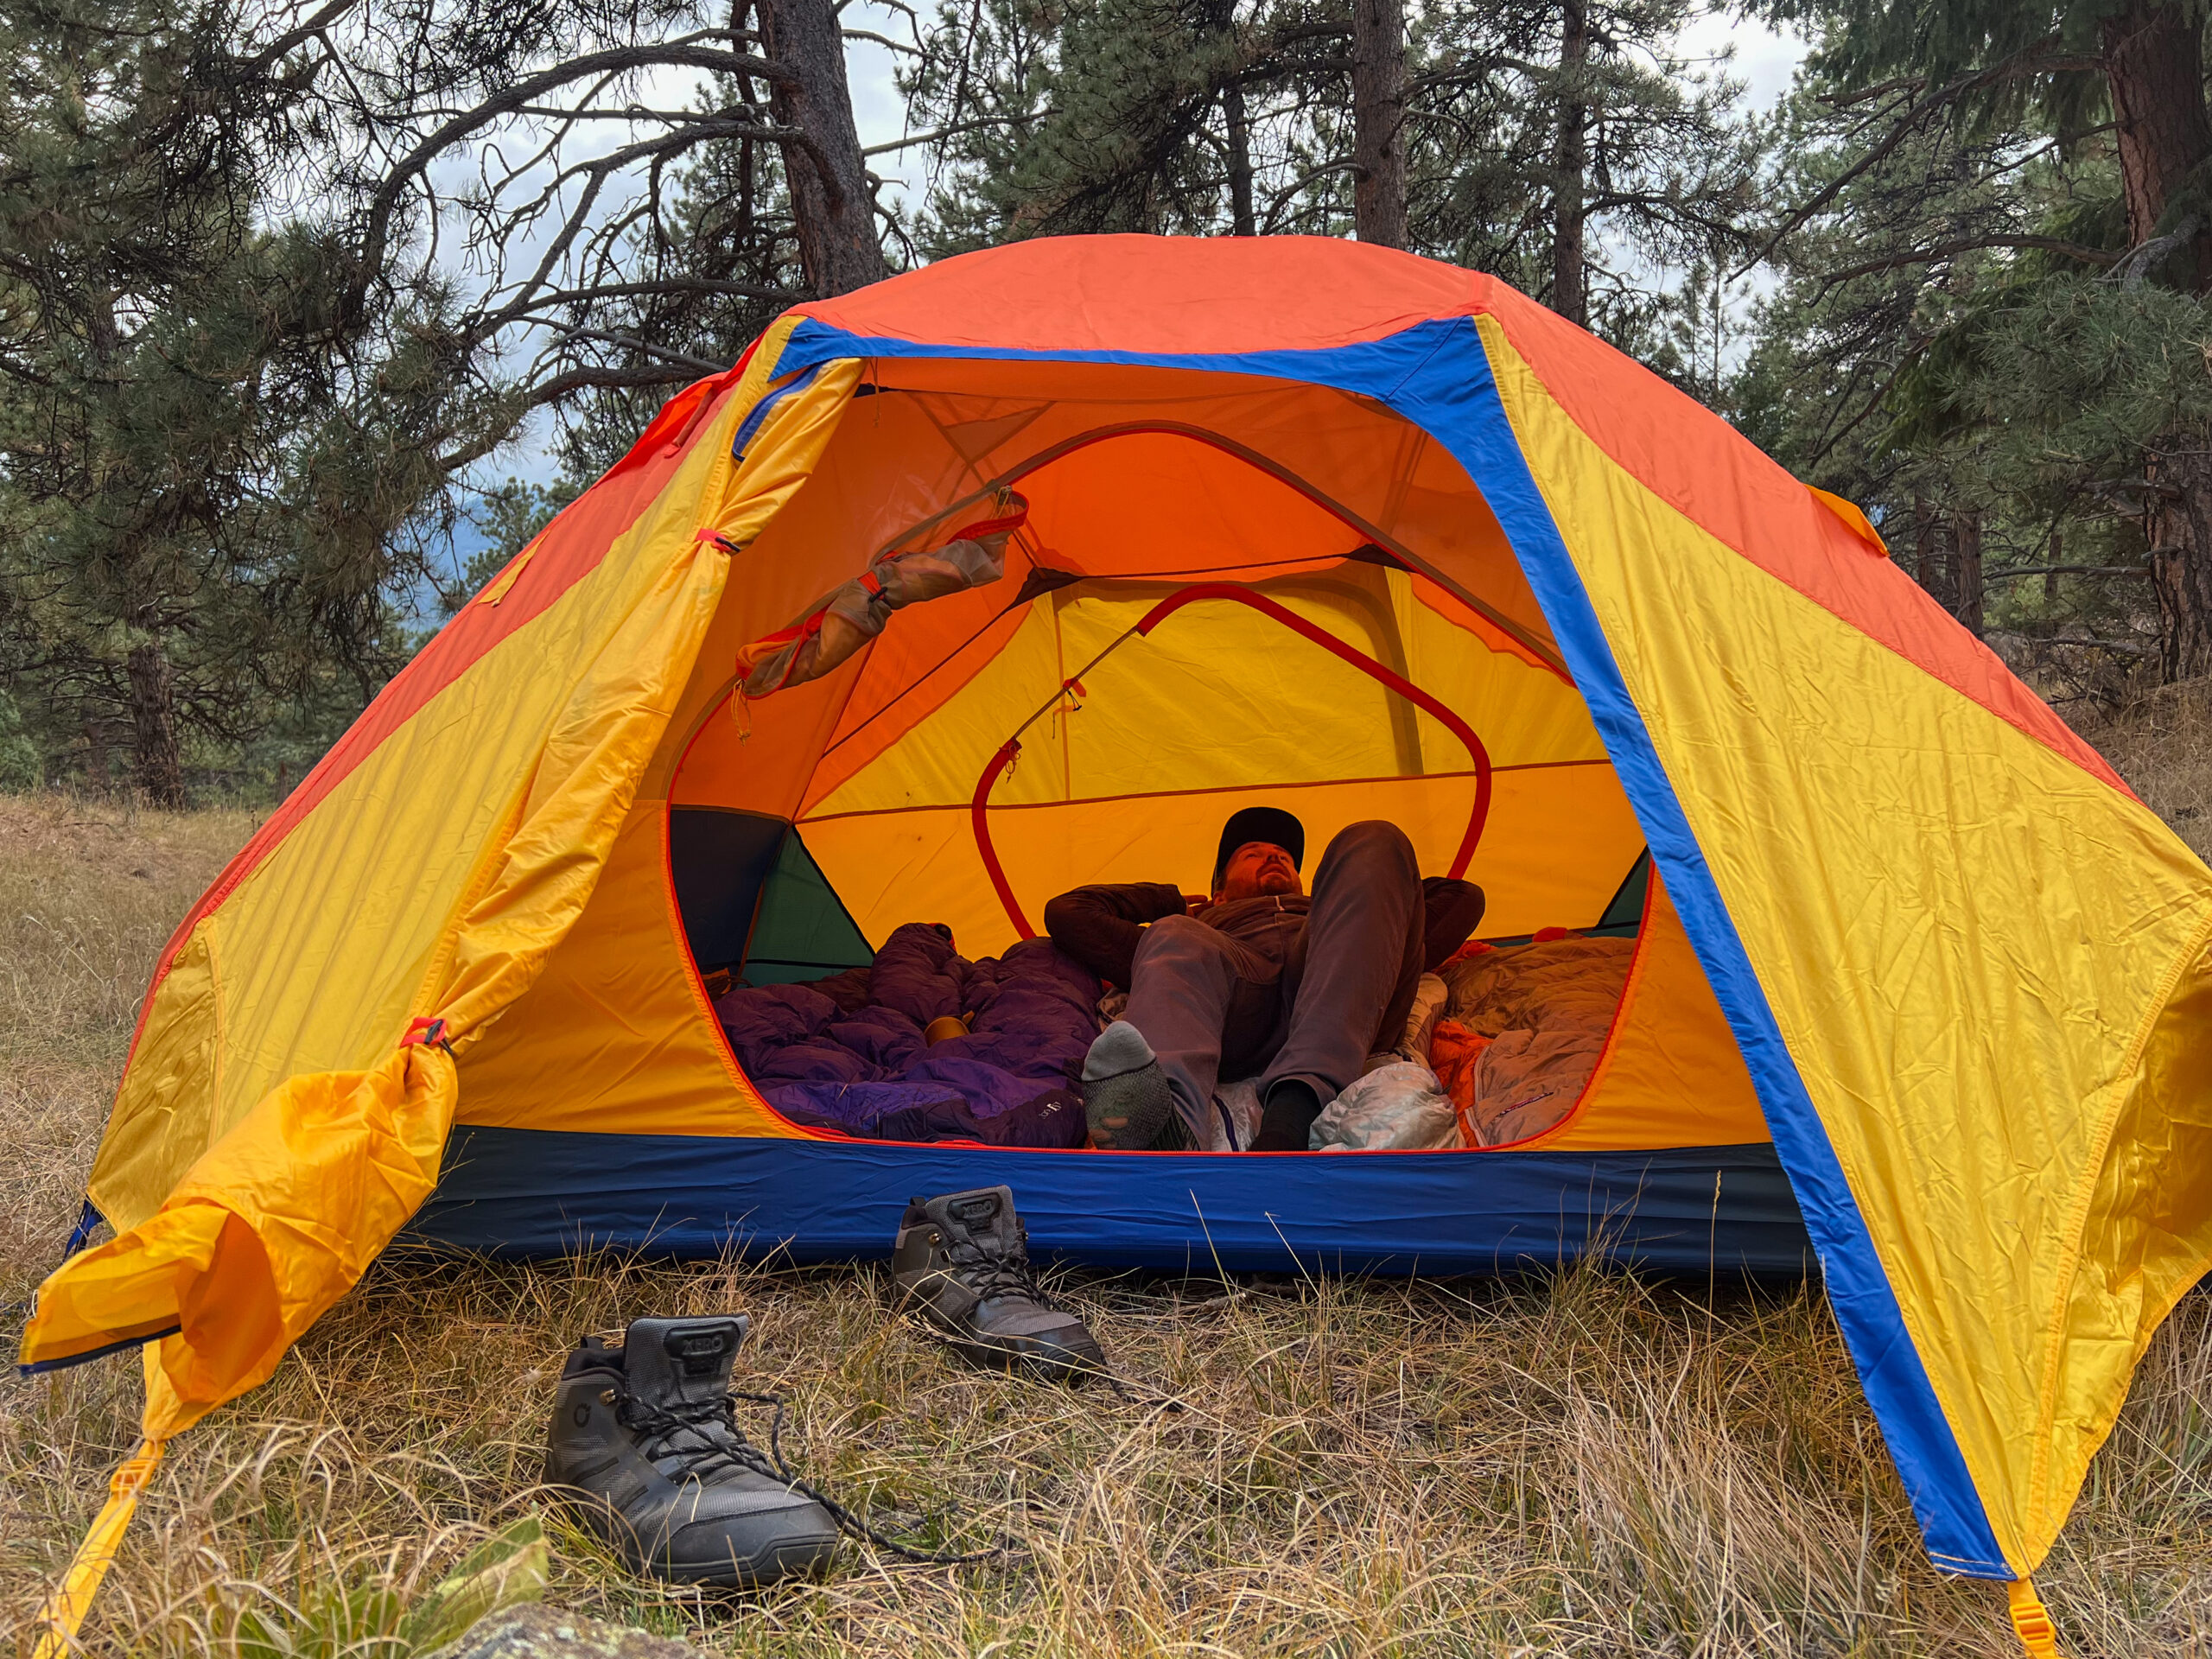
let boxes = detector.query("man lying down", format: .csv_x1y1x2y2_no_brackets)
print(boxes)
1044,808,1486,1152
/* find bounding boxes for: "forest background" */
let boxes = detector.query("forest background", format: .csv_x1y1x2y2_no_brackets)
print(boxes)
5,0,2212,802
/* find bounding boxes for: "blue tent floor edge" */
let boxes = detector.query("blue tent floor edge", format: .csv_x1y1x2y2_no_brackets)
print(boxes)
401,1125,1811,1279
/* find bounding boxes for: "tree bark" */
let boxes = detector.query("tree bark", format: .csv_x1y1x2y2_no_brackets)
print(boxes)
2099,0,2212,299
1953,511,1984,634
1224,80,1256,235
756,0,888,296
1351,0,1407,248
2100,1,2212,282
2097,7,2212,679
1912,497,1948,606
84,715,107,797
2147,444,2212,680
126,639,185,808
1551,0,1588,326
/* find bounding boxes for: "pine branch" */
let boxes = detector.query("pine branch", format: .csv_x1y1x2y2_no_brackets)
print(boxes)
1818,235,2120,285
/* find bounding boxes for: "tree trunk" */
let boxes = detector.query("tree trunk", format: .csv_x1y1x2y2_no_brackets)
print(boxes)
84,715,107,797
2100,2,2212,285
2099,8,2212,677
1205,0,1255,236
1351,0,1407,248
1224,81,1256,235
1913,498,1948,605
756,0,888,296
126,639,185,808
2147,443,2212,680
1953,512,1984,635
1552,0,1588,326
2046,526,2062,602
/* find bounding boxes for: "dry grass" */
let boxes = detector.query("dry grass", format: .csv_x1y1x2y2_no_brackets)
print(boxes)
2069,677,2212,865
3,743,2210,1657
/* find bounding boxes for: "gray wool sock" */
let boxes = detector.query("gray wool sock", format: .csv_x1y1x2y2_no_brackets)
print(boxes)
1083,1019,1156,1082
1082,1020,1180,1150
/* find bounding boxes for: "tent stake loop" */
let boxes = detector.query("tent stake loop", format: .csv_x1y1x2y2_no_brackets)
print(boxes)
32,1437,165,1659
2006,1578,2063,1657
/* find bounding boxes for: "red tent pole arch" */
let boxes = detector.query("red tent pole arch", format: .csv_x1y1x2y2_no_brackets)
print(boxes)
969,582,1495,939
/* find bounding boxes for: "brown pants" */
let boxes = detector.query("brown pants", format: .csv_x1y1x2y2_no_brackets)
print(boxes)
1125,821,1425,1144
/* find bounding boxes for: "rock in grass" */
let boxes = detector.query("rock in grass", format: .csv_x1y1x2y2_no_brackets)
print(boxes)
420,1604,705,1659
399,1516,552,1652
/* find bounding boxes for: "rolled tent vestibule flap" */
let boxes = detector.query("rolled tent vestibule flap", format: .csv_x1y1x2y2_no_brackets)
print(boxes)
14,239,2210,1659
734,486,1032,699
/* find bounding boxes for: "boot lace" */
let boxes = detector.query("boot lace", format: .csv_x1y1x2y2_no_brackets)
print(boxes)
616,1391,781,1485
614,1384,1011,1567
944,1222,1061,1309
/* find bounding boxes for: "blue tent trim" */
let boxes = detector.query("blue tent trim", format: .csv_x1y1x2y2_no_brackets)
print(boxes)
1377,324,2014,1579
752,314,2012,1577
406,1126,1809,1277
778,317,1486,416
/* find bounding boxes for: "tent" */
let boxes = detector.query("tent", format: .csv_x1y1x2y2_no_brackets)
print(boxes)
21,237,2212,1647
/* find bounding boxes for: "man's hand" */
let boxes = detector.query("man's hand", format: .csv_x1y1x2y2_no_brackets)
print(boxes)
1184,893,1212,916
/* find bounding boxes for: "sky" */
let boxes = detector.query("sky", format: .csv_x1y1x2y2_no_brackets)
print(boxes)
1681,11,1809,111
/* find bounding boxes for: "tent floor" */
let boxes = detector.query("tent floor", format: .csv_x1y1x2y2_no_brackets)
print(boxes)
403,1127,1812,1279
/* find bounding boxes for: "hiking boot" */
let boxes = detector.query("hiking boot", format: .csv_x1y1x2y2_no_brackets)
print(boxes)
542,1315,837,1586
892,1186,1105,1384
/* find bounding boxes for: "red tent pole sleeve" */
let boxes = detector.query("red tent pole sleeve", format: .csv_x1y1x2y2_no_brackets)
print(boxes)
967,582,1496,940
970,738,1035,938
1134,584,1493,879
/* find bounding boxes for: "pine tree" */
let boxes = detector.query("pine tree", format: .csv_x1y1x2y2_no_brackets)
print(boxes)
903,0,1761,346
1758,0,2212,677
0,1,504,801
1414,0,1763,333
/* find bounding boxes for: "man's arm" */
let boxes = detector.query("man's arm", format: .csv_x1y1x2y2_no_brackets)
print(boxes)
1042,881,1189,988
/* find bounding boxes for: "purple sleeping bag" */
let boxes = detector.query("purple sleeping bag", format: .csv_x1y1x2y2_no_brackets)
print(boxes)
711,923,1098,1147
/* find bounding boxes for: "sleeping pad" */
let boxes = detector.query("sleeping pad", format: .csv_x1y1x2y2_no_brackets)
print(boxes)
711,922,1099,1147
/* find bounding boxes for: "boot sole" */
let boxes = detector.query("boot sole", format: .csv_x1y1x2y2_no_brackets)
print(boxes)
654,1528,840,1587
941,1329,1109,1387
559,1491,841,1588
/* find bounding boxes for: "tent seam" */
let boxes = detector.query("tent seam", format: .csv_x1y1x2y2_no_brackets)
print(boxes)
2024,901,2212,1543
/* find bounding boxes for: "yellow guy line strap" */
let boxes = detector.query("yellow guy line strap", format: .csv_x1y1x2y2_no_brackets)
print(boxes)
32,1437,165,1659
2007,1577,2063,1658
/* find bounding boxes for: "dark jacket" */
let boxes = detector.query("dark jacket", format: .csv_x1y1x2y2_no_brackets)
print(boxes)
1042,877,1485,990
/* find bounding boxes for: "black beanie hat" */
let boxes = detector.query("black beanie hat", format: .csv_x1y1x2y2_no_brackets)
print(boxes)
1213,806,1306,889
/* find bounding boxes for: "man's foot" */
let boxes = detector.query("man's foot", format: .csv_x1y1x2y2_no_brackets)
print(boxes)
892,1186,1107,1384
542,1316,838,1586
1082,1020,1184,1149
1250,1078,1325,1151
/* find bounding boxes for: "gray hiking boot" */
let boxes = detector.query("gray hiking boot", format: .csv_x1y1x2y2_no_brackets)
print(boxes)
892,1186,1106,1385
542,1315,837,1586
